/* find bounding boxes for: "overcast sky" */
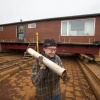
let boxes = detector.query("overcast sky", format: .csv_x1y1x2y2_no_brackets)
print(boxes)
0,0,100,24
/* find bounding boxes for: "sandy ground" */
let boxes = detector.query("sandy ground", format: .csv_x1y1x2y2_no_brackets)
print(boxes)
0,55,97,100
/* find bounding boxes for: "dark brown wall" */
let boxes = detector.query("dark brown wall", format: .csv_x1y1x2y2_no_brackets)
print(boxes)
59,16,100,43
26,20,61,42
0,25,17,41
95,16,100,41
0,16,100,43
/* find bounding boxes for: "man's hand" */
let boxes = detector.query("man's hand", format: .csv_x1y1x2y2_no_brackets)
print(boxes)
38,56,46,69
62,72,70,83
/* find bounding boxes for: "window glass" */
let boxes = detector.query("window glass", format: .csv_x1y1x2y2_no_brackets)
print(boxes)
61,18,95,36
0,27,3,31
61,21,67,35
17,26,24,32
28,23,36,28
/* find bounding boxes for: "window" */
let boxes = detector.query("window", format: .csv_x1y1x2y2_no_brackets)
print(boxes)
61,18,95,36
0,27,3,31
28,23,36,28
17,26,24,32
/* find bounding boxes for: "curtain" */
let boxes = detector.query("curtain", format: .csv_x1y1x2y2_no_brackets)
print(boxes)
85,19,95,36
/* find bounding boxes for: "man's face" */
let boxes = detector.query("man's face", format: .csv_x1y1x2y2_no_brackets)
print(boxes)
43,46,57,58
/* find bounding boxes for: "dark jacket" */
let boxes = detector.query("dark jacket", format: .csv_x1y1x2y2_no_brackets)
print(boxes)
31,54,64,100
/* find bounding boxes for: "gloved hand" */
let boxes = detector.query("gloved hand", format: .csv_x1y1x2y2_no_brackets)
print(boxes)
38,56,46,70
37,56,48,76
61,72,70,83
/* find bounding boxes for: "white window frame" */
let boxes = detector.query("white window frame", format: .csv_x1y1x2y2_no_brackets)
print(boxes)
28,23,36,28
0,27,3,31
61,18,95,36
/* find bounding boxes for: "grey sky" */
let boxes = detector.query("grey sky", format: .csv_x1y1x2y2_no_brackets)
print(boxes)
0,0,100,24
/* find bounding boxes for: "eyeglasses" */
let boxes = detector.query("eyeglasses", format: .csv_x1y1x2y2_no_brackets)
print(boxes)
46,47,57,52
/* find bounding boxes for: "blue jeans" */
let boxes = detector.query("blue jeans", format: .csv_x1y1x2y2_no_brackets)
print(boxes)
52,94,62,100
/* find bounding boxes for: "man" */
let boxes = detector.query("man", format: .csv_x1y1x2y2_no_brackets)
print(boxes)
31,38,70,100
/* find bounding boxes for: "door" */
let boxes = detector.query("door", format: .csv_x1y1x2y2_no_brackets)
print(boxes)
17,25,25,42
